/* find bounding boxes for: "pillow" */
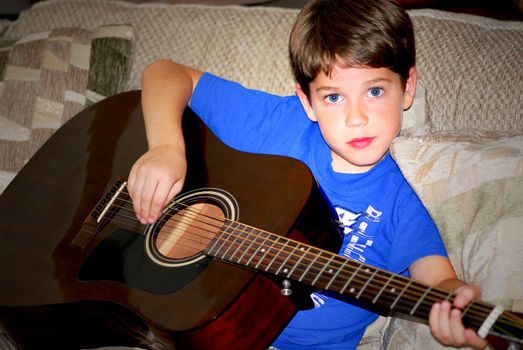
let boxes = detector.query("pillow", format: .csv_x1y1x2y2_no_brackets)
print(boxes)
384,132,523,349
0,25,134,194
409,11,523,134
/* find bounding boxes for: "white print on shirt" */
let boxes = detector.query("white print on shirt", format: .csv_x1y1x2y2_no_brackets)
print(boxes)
311,293,328,308
310,205,382,308
336,205,382,263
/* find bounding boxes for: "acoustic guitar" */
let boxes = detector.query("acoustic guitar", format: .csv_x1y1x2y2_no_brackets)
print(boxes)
0,91,521,349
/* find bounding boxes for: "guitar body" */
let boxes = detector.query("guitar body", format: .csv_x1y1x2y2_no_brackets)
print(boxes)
0,91,342,349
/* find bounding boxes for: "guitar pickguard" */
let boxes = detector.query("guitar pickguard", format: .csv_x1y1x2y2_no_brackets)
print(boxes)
78,228,211,294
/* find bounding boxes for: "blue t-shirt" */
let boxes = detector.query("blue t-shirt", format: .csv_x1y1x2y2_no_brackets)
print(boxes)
190,73,447,349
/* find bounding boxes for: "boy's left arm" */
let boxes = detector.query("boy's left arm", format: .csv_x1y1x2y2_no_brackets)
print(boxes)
409,255,488,349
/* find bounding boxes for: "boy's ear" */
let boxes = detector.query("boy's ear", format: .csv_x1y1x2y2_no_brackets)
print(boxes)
295,83,317,122
403,67,417,110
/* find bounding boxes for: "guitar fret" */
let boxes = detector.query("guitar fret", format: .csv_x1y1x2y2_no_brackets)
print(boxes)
325,259,348,290
286,244,310,279
391,280,412,310
254,234,280,270
227,224,251,261
444,292,453,303
219,222,244,260
462,300,473,318
298,249,321,283
372,274,395,304
244,231,271,266
311,254,335,286
275,241,299,276
265,239,289,273
206,220,234,256
356,268,378,299
409,286,432,316
235,226,257,263
340,263,363,294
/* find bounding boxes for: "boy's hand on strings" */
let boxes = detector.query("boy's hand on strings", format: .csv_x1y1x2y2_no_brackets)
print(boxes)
429,284,488,349
128,144,187,224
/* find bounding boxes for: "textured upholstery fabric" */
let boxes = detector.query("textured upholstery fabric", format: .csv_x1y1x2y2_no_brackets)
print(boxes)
412,12,523,134
389,132,523,348
0,25,134,193
391,132,523,306
4,0,522,135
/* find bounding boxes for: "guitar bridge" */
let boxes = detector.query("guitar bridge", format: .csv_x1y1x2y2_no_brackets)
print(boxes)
72,179,130,248
92,181,127,224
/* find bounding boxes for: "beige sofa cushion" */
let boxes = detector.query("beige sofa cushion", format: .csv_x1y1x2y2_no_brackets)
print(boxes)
387,132,523,349
410,10,523,134
0,25,134,193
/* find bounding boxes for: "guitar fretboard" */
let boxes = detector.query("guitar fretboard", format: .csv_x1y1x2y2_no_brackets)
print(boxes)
204,220,492,332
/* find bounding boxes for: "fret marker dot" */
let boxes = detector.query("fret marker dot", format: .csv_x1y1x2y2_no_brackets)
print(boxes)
283,268,289,273
328,269,334,274
390,288,396,293
260,248,266,253
349,288,356,293
365,268,370,273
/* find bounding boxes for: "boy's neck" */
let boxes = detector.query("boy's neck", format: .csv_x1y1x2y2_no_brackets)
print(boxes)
330,150,390,174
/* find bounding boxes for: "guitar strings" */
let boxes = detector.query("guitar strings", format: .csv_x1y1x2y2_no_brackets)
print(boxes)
172,208,523,338
110,196,523,337
94,189,523,336
105,193,504,323
154,209,523,337
106,196,488,310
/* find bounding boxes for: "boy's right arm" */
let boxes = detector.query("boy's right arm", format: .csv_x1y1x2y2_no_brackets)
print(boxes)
127,60,203,224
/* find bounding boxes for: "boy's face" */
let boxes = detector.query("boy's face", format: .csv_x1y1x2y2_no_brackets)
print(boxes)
296,64,416,174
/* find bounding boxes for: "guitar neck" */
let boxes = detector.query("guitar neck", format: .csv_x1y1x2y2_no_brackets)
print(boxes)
204,222,508,337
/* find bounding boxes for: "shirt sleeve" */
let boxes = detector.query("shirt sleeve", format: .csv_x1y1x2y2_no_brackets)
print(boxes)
387,182,448,275
189,72,307,157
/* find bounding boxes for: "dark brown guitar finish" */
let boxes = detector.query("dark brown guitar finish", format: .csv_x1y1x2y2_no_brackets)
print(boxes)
0,91,341,349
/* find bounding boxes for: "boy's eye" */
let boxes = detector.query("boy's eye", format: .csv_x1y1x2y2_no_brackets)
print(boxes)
368,87,383,97
326,94,343,103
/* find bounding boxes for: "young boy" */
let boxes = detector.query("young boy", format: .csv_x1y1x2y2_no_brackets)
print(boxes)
128,0,487,348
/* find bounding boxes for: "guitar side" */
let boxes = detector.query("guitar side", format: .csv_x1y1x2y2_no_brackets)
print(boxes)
0,91,342,349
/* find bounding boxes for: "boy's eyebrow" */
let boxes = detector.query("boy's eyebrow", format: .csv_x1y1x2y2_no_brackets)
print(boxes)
364,77,393,85
314,77,393,93
315,86,342,93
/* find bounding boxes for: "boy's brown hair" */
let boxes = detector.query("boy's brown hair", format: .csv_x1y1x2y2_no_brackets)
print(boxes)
289,0,415,96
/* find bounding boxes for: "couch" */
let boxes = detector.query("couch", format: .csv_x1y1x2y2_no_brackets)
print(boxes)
0,0,522,349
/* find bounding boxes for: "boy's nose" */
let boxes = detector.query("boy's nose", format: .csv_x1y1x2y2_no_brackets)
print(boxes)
345,106,368,127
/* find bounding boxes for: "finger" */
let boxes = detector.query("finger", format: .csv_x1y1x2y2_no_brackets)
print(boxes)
464,329,488,350
148,179,175,222
130,168,147,221
448,308,466,346
437,301,453,344
429,303,443,341
453,287,475,309
166,181,183,205
454,284,482,309
127,168,136,197
127,163,139,201
140,175,160,224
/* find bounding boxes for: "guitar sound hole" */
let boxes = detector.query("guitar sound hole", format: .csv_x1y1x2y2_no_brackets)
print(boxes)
156,203,225,260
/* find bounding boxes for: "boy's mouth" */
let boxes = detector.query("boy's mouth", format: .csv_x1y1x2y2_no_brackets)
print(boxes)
348,137,375,149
